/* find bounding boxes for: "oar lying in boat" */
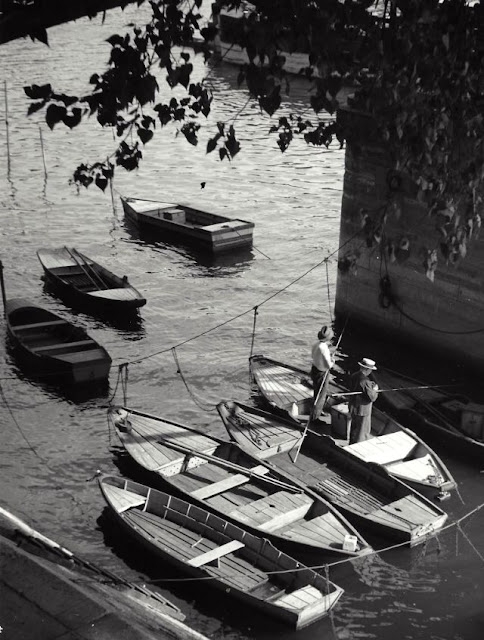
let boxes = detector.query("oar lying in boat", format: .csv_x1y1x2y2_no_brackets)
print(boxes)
64,246,108,290
157,438,303,494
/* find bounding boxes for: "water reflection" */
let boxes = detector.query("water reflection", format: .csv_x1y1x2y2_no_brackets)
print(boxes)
40,280,147,333
122,217,255,274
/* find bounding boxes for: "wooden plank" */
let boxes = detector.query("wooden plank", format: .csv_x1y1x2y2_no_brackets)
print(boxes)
187,540,245,567
190,466,269,500
230,491,312,533
274,585,322,609
31,339,96,353
103,484,146,513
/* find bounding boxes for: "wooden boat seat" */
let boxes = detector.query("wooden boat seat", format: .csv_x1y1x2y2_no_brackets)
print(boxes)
15,319,69,331
187,540,245,567
343,431,416,465
31,339,96,353
103,483,147,513
272,585,323,609
386,454,439,482
190,465,269,500
229,491,312,533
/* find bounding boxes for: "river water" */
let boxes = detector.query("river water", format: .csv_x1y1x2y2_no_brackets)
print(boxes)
0,6,482,640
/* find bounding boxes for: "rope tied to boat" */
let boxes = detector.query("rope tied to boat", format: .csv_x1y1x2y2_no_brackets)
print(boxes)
172,347,217,412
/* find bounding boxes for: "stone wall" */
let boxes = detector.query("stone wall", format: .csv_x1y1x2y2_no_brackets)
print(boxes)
335,108,484,372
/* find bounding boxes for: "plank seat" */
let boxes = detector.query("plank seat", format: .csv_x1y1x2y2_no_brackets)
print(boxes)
31,339,96,353
187,540,245,567
190,465,269,500
15,319,69,331
230,491,312,533
344,431,416,465
273,585,323,609
386,454,438,483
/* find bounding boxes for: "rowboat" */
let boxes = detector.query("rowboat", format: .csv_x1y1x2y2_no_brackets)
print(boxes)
249,355,456,501
99,475,344,630
376,368,484,463
5,298,111,385
109,406,372,560
217,401,448,546
120,196,254,255
37,247,146,315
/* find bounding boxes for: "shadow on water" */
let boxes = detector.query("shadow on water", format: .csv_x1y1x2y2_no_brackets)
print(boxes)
5,342,111,404
41,280,147,333
122,218,255,275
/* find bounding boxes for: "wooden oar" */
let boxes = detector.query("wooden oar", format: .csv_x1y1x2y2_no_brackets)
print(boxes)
65,247,108,290
157,438,302,493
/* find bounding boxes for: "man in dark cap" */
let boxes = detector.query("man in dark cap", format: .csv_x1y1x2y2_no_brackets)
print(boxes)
347,357,379,443
310,325,334,420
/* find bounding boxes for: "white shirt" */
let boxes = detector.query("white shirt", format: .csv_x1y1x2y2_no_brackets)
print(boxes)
311,340,333,372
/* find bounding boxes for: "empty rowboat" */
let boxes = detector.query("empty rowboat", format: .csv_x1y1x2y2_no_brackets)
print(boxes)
217,401,449,546
5,298,111,385
121,196,254,254
109,406,372,561
37,247,146,315
376,368,484,463
249,354,456,501
99,475,344,630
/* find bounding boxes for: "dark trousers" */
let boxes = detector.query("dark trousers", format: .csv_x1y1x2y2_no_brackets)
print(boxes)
310,366,330,420
348,413,372,444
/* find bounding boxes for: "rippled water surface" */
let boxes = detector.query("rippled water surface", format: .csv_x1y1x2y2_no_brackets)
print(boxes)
0,6,483,640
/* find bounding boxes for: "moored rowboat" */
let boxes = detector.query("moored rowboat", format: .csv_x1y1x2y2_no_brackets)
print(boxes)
37,247,146,315
99,475,344,630
249,354,456,501
121,196,254,255
109,406,372,560
5,298,111,385
217,400,449,547
376,368,484,463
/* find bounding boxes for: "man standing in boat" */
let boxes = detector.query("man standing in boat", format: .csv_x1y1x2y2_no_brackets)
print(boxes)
347,358,379,443
310,325,335,420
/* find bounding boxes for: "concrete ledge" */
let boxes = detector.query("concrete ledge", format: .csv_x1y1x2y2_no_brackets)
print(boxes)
0,535,208,640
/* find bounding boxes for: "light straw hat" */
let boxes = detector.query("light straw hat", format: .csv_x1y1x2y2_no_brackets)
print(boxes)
358,357,377,370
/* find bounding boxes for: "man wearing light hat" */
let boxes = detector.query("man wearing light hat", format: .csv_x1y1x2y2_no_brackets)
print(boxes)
310,325,335,420
347,357,379,443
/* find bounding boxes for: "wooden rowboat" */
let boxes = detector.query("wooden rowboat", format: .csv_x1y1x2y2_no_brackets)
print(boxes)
99,475,344,630
217,401,449,547
5,298,111,385
121,196,254,255
37,247,146,315
109,406,372,560
376,368,484,463
249,355,456,501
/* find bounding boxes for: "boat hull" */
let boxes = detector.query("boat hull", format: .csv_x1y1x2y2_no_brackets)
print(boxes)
217,401,449,547
6,298,111,386
110,406,372,561
99,476,344,629
37,247,146,316
249,354,456,502
121,197,254,255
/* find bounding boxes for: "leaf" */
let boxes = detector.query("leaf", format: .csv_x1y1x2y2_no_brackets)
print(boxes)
29,28,49,45
27,101,46,116
62,108,83,129
138,127,154,144
24,84,52,100
106,34,125,47
95,174,108,191
45,104,66,130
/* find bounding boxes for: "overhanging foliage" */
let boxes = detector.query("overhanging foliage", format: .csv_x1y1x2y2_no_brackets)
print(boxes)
21,0,484,220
